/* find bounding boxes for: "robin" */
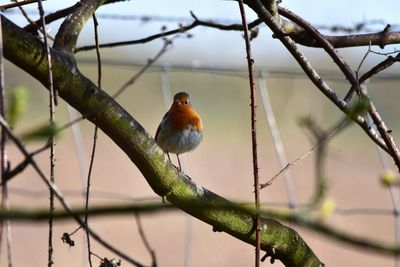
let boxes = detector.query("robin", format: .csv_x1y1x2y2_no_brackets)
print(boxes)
155,92,203,171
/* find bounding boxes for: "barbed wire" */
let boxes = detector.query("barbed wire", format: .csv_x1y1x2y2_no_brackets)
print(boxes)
76,57,400,81
4,9,400,33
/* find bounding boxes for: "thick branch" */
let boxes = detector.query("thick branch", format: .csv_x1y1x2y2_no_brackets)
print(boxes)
1,15,321,267
277,7,400,48
53,0,106,53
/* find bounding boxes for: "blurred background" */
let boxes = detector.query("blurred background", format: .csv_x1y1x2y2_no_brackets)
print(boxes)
1,0,400,266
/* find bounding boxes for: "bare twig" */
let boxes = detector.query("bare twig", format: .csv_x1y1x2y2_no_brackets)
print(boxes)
14,0,37,28
75,14,261,53
301,118,330,207
113,39,171,99
365,81,400,265
344,42,372,102
278,7,358,89
135,214,157,267
36,1,56,265
0,199,398,257
84,13,101,267
2,142,50,184
238,1,260,265
359,52,400,83
23,2,81,33
0,0,40,11
361,89,400,172
343,47,398,104
261,117,349,189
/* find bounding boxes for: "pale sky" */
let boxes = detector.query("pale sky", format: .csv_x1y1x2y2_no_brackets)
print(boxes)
4,0,400,72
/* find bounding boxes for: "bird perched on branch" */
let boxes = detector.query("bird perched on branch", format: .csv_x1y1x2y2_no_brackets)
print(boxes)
155,92,203,171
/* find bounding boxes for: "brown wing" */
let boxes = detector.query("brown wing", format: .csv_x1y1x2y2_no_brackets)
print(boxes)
155,111,169,141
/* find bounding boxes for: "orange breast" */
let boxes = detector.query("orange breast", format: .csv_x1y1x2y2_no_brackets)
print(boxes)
170,105,202,132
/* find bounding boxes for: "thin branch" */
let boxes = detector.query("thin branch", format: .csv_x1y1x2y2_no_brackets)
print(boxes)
23,2,81,33
135,214,157,267
113,39,171,99
2,142,50,184
257,72,297,208
344,45,398,103
84,13,101,267
365,94,400,172
277,7,357,88
0,0,40,11
344,42,372,102
14,0,37,29
36,0,56,265
238,1,260,266
261,115,349,189
277,7,400,49
0,201,397,257
359,52,400,83
301,118,330,207
75,14,262,53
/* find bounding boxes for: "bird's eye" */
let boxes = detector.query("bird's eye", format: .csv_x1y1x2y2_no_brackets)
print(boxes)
184,101,188,104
